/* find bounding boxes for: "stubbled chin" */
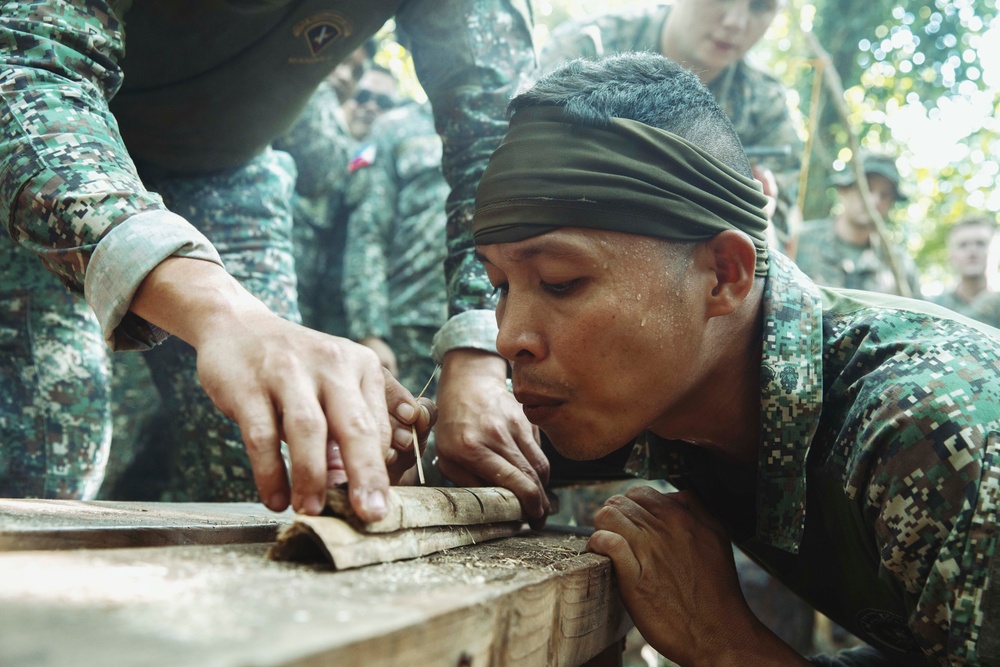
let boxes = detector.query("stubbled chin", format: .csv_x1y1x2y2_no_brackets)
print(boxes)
545,426,630,462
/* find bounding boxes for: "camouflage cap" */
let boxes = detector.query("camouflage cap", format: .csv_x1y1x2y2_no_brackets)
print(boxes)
830,150,907,202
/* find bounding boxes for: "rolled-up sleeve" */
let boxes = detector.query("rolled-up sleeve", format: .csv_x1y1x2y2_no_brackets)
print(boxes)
0,1,223,350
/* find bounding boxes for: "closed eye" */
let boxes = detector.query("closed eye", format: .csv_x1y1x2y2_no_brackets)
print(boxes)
542,279,581,296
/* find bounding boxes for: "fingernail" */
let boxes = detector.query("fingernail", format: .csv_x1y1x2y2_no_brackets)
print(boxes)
299,494,323,516
365,489,388,516
393,427,413,448
385,449,398,464
268,491,288,511
396,402,416,422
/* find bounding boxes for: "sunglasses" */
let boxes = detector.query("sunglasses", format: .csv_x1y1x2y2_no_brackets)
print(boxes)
354,89,396,110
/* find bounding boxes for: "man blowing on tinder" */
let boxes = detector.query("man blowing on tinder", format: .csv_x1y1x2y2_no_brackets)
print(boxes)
471,53,1000,665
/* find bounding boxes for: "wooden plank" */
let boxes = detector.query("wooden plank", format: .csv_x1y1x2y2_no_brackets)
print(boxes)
0,533,630,667
325,486,524,532
0,499,291,551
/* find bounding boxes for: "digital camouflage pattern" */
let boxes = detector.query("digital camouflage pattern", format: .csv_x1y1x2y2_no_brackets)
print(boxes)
538,3,803,254
795,216,922,295
932,289,1000,330
0,0,535,499
622,253,1000,665
0,234,111,499
342,102,448,395
273,79,356,337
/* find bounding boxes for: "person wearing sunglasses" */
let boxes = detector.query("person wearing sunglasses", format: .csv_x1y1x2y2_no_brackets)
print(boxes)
345,66,399,142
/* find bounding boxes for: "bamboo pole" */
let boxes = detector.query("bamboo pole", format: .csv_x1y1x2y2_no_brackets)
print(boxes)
269,515,524,569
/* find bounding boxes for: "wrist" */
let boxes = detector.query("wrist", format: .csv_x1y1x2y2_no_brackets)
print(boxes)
698,616,808,667
440,348,509,385
131,257,271,348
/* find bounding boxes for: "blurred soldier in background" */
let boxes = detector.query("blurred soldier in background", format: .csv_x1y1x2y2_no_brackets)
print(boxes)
932,214,1000,328
796,151,921,295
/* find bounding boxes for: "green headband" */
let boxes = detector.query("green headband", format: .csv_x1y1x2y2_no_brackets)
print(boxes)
473,106,771,276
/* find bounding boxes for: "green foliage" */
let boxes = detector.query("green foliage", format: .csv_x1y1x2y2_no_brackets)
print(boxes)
753,0,998,286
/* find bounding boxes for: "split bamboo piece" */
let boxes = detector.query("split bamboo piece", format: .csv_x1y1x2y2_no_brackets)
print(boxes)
268,486,528,569
269,516,523,570
325,486,524,533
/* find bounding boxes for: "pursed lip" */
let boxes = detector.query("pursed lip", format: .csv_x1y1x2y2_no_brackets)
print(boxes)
513,389,564,423
711,38,738,52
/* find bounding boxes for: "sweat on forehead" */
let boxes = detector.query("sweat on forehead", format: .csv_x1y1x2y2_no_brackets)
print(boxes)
472,106,771,277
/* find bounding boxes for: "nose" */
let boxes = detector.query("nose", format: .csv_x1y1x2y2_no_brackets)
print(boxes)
495,294,546,363
719,1,751,30
868,189,892,211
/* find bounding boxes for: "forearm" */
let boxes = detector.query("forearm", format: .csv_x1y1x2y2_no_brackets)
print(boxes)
129,256,268,348
1,2,221,350
401,0,536,320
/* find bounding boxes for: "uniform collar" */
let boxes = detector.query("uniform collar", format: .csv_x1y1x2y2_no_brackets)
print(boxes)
755,251,825,552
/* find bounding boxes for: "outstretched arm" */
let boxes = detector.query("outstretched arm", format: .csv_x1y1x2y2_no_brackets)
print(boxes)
589,487,810,666
1,3,429,520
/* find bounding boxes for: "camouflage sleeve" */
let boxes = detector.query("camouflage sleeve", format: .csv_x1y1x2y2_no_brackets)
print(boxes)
398,0,536,352
0,1,222,351
341,149,394,342
856,334,1000,662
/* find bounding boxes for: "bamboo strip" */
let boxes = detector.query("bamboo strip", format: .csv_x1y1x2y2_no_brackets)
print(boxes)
268,515,524,569
324,486,525,533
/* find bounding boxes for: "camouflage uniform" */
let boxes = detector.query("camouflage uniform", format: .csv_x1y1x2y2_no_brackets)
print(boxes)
538,4,802,253
273,79,357,337
795,217,922,295
342,102,448,397
0,234,111,499
611,253,1000,665
931,289,1000,330
0,1,535,499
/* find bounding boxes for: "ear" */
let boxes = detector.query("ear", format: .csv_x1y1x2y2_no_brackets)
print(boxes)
701,230,757,319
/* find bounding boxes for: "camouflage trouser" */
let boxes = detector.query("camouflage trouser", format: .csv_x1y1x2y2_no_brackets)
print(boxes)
0,233,112,499
292,193,350,338
115,147,301,502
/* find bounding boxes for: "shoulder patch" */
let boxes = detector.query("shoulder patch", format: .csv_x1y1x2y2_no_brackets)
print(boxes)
294,12,352,57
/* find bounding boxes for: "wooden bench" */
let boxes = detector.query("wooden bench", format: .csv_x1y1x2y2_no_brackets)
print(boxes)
0,500,630,666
